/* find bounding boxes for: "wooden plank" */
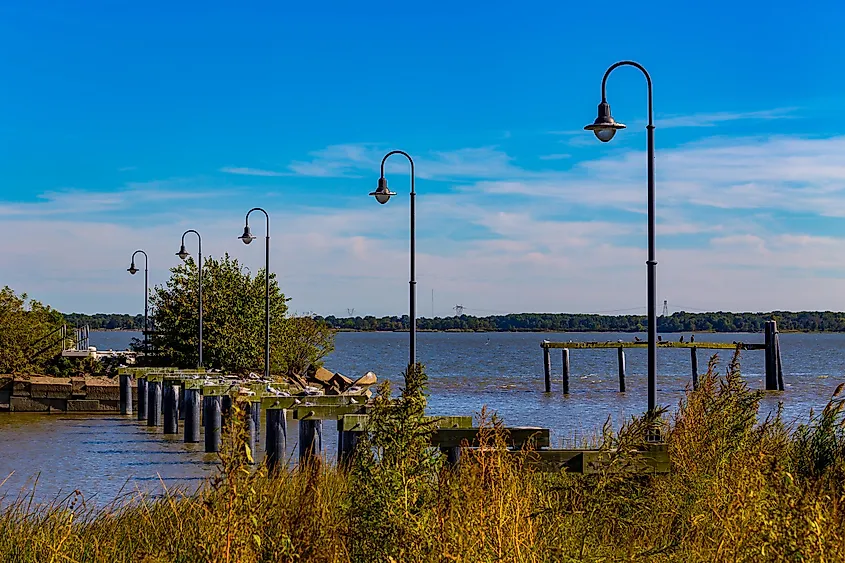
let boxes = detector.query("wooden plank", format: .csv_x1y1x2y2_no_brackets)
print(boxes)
517,447,670,474
432,427,550,449
541,341,764,350
293,405,368,420
261,395,365,410
338,414,473,433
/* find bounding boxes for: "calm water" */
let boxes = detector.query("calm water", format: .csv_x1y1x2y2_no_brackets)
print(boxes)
2,330,843,506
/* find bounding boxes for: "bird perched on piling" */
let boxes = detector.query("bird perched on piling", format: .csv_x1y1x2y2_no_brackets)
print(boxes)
690,334,695,343
658,335,663,342
679,335,685,343
634,336,641,342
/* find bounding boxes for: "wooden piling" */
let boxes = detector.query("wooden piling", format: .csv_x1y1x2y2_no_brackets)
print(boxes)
137,377,147,421
299,419,322,463
119,373,133,415
184,388,201,443
764,321,778,390
617,347,626,393
147,381,162,427
561,349,570,395
691,347,699,389
265,408,287,472
163,384,179,434
774,323,785,391
543,347,552,393
203,396,222,453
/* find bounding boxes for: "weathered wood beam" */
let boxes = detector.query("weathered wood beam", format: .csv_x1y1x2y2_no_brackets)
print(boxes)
541,341,764,350
432,427,550,449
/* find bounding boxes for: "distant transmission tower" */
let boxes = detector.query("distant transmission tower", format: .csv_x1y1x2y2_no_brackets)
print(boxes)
662,300,669,317
454,304,465,316
347,308,355,317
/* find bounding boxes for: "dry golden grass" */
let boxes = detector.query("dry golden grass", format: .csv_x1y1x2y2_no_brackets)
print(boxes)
1,354,844,562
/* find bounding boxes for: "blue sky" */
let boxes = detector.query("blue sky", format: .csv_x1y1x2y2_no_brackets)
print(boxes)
1,0,844,316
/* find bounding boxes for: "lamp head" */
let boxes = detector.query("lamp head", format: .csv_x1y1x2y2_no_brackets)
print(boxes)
239,225,256,244
127,263,138,275
369,177,396,204
176,245,190,261
584,101,626,142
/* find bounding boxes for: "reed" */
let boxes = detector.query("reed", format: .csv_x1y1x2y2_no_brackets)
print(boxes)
1,352,844,562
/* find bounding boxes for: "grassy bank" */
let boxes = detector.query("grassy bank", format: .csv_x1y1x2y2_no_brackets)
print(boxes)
2,353,844,562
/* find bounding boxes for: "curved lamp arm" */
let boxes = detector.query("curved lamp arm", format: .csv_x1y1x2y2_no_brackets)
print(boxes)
380,150,415,194
601,60,653,126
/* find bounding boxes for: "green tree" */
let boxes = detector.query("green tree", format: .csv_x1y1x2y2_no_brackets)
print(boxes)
0,286,66,373
147,254,334,377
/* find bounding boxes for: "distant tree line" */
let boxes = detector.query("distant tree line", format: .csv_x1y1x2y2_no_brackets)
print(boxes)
62,312,145,330
315,311,845,333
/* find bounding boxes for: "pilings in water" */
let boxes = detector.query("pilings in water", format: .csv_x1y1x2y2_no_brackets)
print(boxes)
184,388,201,443
299,419,322,463
543,347,552,393
137,377,147,421
203,396,222,453
617,347,626,393
561,349,570,395
764,320,785,391
147,381,162,427
540,337,780,392
119,373,133,415
338,429,360,467
691,347,699,389
265,408,287,472
163,384,179,435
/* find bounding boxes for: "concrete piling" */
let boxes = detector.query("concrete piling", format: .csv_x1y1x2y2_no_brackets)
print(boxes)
265,408,287,472
561,349,570,395
203,396,222,453
137,377,147,421
298,419,322,463
617,347,626,393
244,402,257,464
184,388,201,443
119,373,133,415
691,347,699,389
163,384,179,435
147,381,162,427
543,347,552,393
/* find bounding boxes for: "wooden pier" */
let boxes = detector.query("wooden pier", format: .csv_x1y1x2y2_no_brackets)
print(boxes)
540,320,785,393
116,366,670,475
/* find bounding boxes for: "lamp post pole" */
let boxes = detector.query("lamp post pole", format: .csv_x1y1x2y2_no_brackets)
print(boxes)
370,150,416,367
585,60,657,414
177,230,203,368
240,208,271,380
127,250,149,354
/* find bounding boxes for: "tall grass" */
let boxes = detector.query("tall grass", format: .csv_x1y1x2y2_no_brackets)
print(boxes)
1,352,844,562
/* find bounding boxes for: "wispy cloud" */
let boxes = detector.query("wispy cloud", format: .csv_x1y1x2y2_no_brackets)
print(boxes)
220,166,289,177
657,107,798,129
538,153,571,161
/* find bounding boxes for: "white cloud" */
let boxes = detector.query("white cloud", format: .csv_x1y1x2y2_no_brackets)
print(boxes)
4,134,845,316
657,107,797,129
220,167,289,177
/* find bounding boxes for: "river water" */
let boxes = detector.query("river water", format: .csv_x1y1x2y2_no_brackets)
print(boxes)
2,330,843,507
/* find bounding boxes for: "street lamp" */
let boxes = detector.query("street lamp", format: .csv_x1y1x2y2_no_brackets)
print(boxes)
127,250,149,354
585,60,657,415
370,150,415,366
176,229,203,367
239,208,271,380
